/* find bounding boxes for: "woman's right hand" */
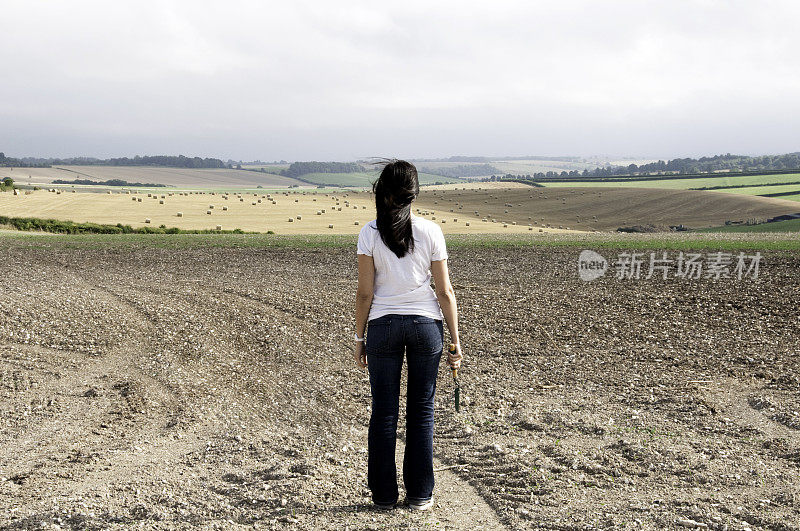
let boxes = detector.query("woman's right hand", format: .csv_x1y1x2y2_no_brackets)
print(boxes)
447,343,463,370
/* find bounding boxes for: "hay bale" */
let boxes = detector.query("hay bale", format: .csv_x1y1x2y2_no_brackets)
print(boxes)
296,215,302,220
145,218,151,223
177,212,183,217
328,224,334,229
159,200,164,204
354,221,359,225
209,205,214,209
222,206,228,211
288,218,294,222
137,198,142,202
207,210,212,215
465,222,470,226
216,225,222,230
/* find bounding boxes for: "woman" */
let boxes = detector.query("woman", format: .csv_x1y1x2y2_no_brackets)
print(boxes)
353,159,463,511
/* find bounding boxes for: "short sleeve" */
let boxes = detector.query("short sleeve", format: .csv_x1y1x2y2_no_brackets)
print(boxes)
357,224,373,256
430,224,448,261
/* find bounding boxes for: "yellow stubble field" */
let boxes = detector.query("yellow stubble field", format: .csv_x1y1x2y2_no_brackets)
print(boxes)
0,188,577,234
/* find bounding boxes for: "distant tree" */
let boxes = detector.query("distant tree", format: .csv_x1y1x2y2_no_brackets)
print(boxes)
2,177,13,187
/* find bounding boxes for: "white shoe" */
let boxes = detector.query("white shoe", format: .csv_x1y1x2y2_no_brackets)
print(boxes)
407,497,434,511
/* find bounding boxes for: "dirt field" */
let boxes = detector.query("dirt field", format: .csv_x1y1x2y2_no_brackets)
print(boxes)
1,238,798,529
414,186,800,231
0,167,304,189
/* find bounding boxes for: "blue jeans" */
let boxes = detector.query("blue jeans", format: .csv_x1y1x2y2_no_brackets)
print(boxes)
366,314,444,505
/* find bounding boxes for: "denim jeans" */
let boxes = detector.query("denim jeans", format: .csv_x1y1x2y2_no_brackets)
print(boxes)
366,314,444,505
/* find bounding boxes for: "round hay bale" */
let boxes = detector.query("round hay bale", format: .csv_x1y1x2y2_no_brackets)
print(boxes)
316,211,321,215
159,200,164,204
252,202,257,205
288,218,294,222
177,212,183,217
296,215,302,220
465,222,470,226
222,206,228,211
207,210,212,215
132,197,137,201
503,224,508,228
137,198,142,202
354,221,359,225
216,225,222,230
539,228,544,232
145,218,151,223
209,205,214,209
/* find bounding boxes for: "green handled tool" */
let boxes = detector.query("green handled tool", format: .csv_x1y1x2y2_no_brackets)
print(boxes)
448,343,460,412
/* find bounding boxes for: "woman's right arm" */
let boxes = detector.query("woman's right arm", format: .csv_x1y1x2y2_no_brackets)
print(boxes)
431,259,463,369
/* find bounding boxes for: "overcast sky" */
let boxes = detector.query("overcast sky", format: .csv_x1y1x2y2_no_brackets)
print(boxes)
2,0,799,161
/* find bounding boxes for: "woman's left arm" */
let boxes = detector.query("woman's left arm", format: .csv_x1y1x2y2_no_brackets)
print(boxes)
354,254,375,368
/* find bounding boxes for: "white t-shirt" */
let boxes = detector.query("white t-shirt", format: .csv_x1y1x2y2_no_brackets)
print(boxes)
357,213,448,321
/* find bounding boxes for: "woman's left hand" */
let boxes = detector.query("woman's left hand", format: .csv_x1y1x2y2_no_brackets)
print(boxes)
354,342,367,369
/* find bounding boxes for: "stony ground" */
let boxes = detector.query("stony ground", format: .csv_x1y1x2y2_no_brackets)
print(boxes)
0,240,798,530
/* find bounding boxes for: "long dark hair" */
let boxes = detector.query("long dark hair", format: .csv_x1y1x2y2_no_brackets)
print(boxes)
372,159,419,258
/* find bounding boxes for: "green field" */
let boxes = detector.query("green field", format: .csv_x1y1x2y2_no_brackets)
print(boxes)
538,172,800,191
709,184,800,196
776,192,800,202
2,231,798,251
696,218,800,233
292,172,461,187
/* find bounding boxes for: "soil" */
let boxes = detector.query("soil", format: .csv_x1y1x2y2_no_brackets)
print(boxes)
1,242,798,530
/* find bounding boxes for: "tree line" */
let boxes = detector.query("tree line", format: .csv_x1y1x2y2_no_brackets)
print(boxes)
280,161,363,177
0,153,228,169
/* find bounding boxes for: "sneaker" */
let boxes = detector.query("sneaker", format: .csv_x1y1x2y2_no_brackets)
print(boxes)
374,501,397,511
407,497,434,511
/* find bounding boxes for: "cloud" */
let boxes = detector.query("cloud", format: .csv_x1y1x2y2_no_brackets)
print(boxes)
1,0,799,159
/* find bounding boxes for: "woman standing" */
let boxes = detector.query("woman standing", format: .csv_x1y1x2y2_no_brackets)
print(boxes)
353,159,463,511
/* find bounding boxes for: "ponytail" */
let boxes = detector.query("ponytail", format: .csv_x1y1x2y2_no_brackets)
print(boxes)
372,159,419,258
